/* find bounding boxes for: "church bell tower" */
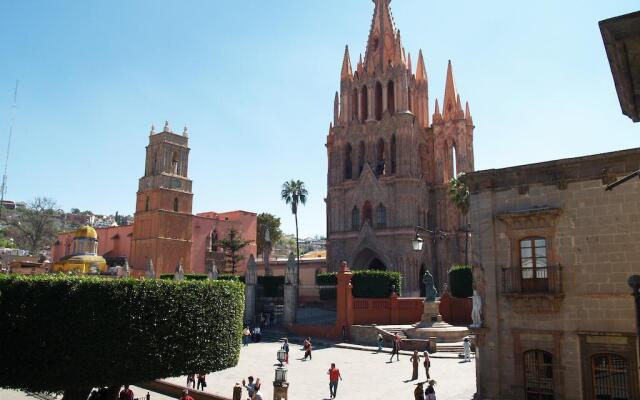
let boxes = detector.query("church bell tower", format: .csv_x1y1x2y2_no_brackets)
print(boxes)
130,121,193,276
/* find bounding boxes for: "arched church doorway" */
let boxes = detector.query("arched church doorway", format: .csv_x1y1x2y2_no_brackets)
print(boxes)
353,248,387,271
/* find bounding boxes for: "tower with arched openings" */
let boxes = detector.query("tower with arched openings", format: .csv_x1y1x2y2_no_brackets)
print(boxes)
326,0,475,295
130,122,193,275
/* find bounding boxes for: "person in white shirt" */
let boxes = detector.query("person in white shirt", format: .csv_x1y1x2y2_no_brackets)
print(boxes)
463,337,471,362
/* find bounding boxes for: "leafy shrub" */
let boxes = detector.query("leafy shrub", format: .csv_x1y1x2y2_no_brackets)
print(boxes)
351,270,402,298
316,272,337,286
319,287,337,300
159,273,208,281
217,274,241,282
0,274,244,394
448,264,473,298
258,275,284,297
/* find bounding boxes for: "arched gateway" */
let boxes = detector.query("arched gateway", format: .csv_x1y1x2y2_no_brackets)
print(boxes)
352,248,388,271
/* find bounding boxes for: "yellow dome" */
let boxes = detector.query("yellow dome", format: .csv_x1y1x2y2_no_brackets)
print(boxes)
74,225,98,239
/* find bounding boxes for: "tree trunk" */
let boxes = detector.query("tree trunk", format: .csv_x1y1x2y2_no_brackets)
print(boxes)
294,210,300,285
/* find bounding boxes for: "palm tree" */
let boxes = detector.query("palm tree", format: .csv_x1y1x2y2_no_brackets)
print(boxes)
281,180,308,281
449,176,470,265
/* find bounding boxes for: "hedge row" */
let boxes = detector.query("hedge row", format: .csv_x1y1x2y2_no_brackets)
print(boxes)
448,264,473,298
315,270,402,298
0,275,244,393
159,273,208,281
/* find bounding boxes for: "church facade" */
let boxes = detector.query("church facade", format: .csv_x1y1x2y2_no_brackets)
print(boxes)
326,0,475,295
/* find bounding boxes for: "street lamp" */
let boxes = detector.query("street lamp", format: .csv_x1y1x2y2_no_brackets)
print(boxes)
274,366,288,383
276,348,286,367
411,233,424,252
628,275,640,336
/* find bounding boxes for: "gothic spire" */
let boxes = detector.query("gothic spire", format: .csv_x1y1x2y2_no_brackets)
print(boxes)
465,101,473,125
442,60,460,119
341,45,353,80
364,0,399,73
416,49,427,82
407,52,412,76
433,98,442,123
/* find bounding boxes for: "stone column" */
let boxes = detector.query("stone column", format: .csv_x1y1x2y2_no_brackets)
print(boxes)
273,382,289,400
283,253,298,325
244,255,257,324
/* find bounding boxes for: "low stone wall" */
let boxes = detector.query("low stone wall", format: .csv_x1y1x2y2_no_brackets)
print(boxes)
349,325,432,351
139,379,232,400
288,323,342,341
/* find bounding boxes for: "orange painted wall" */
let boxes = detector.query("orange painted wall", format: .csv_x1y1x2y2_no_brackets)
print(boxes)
52,225,133,262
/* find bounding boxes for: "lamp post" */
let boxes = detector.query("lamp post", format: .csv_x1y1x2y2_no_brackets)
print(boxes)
274,348,289,400
629,275,640,337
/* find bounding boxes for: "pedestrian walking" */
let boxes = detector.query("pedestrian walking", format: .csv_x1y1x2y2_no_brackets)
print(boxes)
186,374,195,389
303,337,312,360
389,333,401,362
118,385,134,400
242,376,257,398
197,374,207,391
410,350,421,380
327,362,342,399
282,338,290,364
253,326,262,342
414,382,425,400
425,380,436,400
423,351,431,379
463,337,471,362
253,380,264,400
179,389,194,400
377,333,384,351
243,326,251,346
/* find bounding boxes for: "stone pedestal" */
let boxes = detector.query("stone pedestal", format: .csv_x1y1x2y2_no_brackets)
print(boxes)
420,301,441,323
273,382,289,400
405,300,470,343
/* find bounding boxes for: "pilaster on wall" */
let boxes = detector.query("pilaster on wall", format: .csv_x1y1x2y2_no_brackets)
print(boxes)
336,265,354,334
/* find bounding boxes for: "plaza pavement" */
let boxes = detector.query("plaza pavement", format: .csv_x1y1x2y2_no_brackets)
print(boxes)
165,340,477,400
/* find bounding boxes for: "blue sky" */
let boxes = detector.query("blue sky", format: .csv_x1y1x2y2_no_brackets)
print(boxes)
0,1,637,237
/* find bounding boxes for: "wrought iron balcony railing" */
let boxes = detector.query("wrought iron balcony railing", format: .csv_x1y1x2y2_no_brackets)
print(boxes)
501,264,562,295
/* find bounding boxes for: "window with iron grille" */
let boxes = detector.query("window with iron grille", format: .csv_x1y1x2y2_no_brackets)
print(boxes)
524,350,554,400
592,353,630,400
351,206,360,231
376,204,387,228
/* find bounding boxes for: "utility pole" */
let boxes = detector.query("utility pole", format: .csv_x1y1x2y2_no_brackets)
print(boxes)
0,80,19,219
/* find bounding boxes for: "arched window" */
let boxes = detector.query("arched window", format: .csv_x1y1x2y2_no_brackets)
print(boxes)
173,197,179,212
390,134,397,174
358,141,365,177
408,87,413,112
387,80,395,114
351,206,360,231
171,151,180,175
524,350,554,399
352,88,359,121
361,85,369,121
344,143,353,180
145,196,150,212
592,354,630,399
452,145,458,177
376,138,385,176
376,204,387,228
375,81,383,121
362,201,373,226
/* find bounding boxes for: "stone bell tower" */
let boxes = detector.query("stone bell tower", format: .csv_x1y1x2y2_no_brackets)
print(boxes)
325,0,475,295
130,121,193,276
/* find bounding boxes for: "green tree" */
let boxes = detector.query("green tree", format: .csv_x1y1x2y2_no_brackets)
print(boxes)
257,213,283,255
216,228,252,274
281,180,308,281
0,275,244,400
448,176,471,265
4,197,59,253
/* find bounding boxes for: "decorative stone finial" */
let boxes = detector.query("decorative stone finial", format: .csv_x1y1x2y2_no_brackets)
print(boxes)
150,124,156,135
163,120,170,133
146,258,155,278
183,125,188,137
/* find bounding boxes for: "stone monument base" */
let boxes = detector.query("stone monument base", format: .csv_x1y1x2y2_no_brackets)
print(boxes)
404,300,469,343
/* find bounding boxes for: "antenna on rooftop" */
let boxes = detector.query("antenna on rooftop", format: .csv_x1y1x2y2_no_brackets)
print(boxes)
0,80,19,219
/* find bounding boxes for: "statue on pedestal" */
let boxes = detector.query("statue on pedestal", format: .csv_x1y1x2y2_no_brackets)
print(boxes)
422,270,438,303
207,260,218,280
174,261,184,281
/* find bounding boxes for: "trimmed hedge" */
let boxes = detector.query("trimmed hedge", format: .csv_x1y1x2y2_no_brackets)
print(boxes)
315,270,402,298
351,270,402,298
159,273,208,281
0,274,244,393
316,272,337,286
218,274,241,282
258,275,284,297
449,264,473,298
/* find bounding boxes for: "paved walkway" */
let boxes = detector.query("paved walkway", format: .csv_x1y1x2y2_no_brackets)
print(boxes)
166,340,476,400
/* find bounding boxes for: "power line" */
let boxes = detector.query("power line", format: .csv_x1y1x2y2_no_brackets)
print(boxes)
0,80,19,219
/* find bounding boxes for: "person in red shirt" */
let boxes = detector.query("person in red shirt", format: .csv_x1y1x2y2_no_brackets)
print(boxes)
118,385,134,400
327,363,343,398
179,389,194,400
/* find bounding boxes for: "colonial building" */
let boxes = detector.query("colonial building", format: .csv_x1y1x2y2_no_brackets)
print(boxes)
464,148,640,399
326,0,475,295
52,122,257,276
